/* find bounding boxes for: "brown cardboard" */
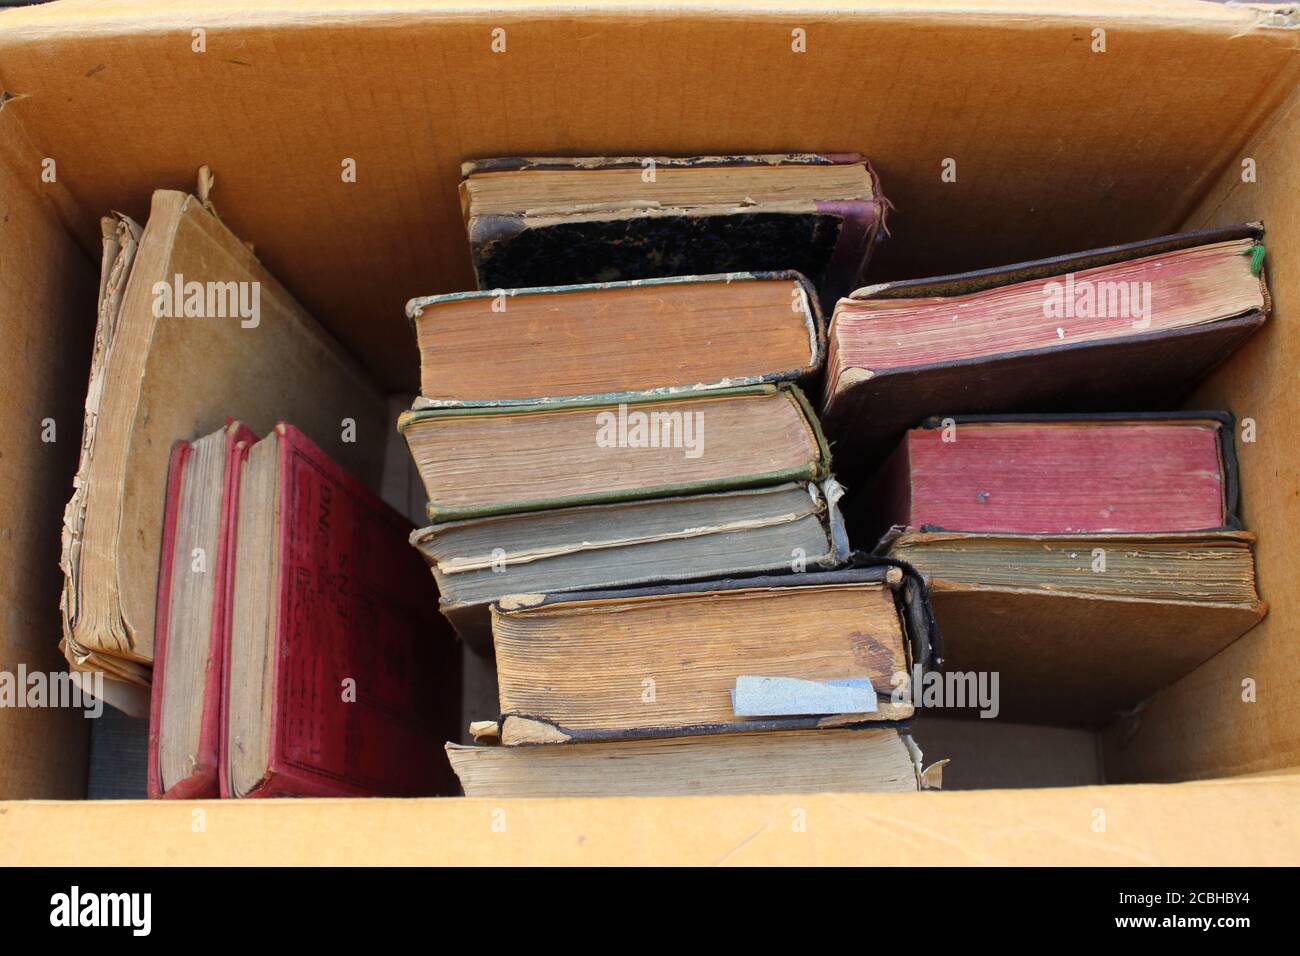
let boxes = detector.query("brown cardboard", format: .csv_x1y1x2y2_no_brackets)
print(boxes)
3,778,1299,865
0,1,1297,390
0,0,1298,859
1102,77,1300,783
0,100,95,799
926,585,1265,728
911,717,1103,790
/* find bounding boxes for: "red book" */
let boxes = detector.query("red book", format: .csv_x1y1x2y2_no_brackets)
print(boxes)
148,421,257,799
859,413,1236,541
220,424,460,798
820,225,1268,489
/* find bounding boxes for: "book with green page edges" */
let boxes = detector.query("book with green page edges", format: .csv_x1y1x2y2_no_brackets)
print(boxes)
398,382,831,523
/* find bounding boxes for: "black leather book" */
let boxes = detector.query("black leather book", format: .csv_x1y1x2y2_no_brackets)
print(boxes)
459,154,888,308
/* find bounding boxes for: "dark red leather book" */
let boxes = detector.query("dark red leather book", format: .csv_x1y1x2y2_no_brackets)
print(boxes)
220,423,460,799
854,412,1238,545
148,421,257,799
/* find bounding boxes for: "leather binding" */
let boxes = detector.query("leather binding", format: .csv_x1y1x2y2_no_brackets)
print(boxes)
218,424,461,798
419,478,851,653
490,560,941,744
401,381,833,523
851,410,1242,545
876,527,1266,727
462,154,888,308
406,270,826,408
821,223,1268,485
147,422,257,799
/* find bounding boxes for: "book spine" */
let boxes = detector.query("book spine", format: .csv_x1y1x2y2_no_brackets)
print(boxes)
146,440,193,800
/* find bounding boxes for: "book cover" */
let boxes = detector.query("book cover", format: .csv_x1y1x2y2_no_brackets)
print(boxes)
489,564,939,746
820,223,1268,483
852,412,1240,544
221,424,461,798
461,154,887,307
147,422,256,799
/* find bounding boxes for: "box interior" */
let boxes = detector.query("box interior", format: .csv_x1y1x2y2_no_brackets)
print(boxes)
2,1,1298,811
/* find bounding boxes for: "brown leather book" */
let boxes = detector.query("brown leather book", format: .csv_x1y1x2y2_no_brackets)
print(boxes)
485,567,938,747
407,272,824,405
879,527,1266,727
446,729,930,797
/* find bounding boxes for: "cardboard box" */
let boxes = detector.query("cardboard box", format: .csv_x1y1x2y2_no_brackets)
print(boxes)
1,0,1298,864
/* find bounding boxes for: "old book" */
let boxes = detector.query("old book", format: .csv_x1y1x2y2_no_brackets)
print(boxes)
821,224,1268,479
408,272,824,405
147,421,256,799
884,529,1262,604
400,382,830,523
488,568,937,746
460,154,886,306
880,529,1266,726
59,190,388,700
853,413,1237,544
411,480,850,650
446,729,926,797
222,424,461,798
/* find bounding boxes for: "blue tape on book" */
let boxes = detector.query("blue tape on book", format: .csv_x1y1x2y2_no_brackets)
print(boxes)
730,676,879,717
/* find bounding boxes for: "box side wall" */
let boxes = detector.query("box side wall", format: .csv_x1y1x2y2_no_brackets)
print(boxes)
913,717,1103,789
0,106,98,798
3,776,1300,865
0,3,1296,391
0,1,1297,817
1102,76,1300,783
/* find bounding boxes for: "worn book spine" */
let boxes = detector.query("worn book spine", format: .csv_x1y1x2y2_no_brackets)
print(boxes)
147,422,256,799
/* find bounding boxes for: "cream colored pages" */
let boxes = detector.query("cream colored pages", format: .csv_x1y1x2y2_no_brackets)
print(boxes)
61,189,387,683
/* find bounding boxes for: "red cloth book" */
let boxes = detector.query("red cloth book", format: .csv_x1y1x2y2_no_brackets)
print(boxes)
857,413,1237,543
219,423,460,798
148,421,257,799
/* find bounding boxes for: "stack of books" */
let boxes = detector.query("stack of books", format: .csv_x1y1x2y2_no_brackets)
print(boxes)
58,188,391,707
401,155,942,795
60,180,462,799
400,273,844,647
824,225,1271,726
64,157,1275,800
150,422,461,798
820,224,1270,481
